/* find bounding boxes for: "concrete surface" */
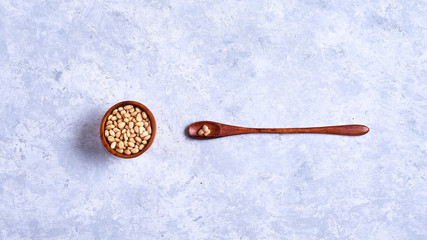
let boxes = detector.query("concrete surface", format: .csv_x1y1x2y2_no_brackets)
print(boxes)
0,0,426,239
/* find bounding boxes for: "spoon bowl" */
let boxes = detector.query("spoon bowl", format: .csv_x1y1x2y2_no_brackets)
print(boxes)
188,121,222,139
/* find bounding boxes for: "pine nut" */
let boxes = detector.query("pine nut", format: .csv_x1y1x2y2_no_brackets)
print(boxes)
142,140,147,145
131,148,139,154
198,129,204,136
128,142,135,148
116,148,123,154
118,107,124,111
109,130,115,137
111,142,117,149
143,135,151,140
118,122,126,129
124,118,129,123
106,125,115,130
147,126,152,134
106,120,113,125
124,149,131,155
136,122,144,127
136,113,142,121
142,112,147,119
111,116,117,121
135,137,142,143
108,115,113,120
202,125,209,132
129,122,134,129
124,105,133,110
107,136,115,142
112,109,118,115
119,141,124,149
141,131,149,137
139,144,144,150
105,130,109,137
131,111,138,116
134,126,139,133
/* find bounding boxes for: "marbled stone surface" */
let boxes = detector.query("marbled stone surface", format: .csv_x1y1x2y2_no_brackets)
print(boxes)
0,0,426,239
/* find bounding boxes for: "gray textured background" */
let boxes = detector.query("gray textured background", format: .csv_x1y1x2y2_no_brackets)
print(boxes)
0,0,426,239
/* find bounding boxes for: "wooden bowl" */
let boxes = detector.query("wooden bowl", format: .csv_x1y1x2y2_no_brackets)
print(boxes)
100,101,156,158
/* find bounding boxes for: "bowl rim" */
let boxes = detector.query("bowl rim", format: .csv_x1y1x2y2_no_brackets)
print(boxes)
100,100,156,158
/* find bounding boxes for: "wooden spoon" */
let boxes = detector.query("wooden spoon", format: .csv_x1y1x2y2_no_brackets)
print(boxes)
188,121,369,139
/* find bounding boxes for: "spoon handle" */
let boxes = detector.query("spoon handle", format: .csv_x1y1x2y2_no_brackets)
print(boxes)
230,125,369,136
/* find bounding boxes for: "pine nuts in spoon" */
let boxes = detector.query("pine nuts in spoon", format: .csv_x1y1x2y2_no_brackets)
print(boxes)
198,125,211,136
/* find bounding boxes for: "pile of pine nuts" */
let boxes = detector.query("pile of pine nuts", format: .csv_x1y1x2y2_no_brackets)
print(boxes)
104,105,152,155
197,125,211,136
